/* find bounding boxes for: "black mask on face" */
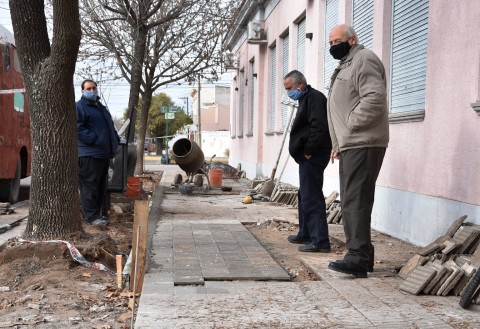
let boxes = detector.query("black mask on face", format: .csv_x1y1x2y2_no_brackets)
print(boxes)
329,41,352,60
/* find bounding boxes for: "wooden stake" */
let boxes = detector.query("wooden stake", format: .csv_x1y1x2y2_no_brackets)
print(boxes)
116,255,123,289
130,200,149,292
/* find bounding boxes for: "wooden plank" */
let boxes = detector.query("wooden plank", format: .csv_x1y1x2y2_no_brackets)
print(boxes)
129,200,149,293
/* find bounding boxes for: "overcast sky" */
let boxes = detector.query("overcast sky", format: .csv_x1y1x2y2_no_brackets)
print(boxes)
0,1,231,119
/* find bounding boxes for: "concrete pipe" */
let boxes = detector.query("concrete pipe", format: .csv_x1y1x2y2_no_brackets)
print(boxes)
172,138,205,174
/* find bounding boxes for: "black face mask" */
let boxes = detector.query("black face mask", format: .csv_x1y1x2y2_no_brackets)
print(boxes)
329,41,352,60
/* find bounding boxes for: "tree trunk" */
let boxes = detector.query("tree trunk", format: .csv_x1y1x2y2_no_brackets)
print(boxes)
126,26,148,142
134,88,153,175
10,0,83,239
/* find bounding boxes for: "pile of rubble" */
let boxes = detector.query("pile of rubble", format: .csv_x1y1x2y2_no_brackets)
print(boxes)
0,203,14,215
211,163,245,179
325,192,342,224
399,215,480,303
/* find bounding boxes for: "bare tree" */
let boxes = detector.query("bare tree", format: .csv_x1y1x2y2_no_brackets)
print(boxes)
9,0,83,239
78,0,238,174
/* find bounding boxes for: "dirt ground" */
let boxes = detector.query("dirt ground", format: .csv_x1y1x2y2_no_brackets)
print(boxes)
0,172,161,329
0,170,448,328
247,218,418,281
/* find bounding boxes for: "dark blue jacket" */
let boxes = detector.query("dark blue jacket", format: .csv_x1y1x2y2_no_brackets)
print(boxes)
76,96,120,159
289,85,332,163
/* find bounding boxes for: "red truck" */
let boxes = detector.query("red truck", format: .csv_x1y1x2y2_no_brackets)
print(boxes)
0,25,32,204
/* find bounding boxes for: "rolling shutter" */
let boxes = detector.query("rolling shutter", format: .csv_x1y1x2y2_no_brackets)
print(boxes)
390,0,429,113
231,84,236,137
270,46,277,131
281,34,289,128
296,18,306,73
323,0,339,93
352,0,374,49
250,61,255,134
240,70,245,135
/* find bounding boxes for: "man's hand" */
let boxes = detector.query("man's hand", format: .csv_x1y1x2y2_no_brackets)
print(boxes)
330,150,340,164
304,154,312,160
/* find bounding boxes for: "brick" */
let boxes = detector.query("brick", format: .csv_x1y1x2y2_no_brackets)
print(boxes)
430,267,453,295
399,265,437,295
399,254,428,279
441,239,458,255
446,215,468,237
437,265,464,296
418,242,443,256
423,262,447,295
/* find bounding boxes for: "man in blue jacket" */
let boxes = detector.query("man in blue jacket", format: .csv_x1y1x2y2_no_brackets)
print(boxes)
284,70,332,252
77,80,120,225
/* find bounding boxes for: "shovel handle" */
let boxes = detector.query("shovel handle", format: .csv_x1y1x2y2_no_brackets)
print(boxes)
270,168,276,180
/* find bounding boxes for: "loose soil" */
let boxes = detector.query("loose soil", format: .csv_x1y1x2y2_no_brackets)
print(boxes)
0,172,161,329
246,218,416,281
246,219,345,282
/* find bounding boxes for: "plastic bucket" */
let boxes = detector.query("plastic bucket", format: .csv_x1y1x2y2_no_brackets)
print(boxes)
209,169,223,188
126,177,141,198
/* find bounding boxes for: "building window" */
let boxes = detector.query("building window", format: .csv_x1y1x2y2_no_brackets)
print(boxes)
281,33,289,128
352,0,374,49
390,0,429,114
270,46,277,131
323,0,339,93
249,60,255,134
231,76,236,137
239,69,245,136
296,18,306,73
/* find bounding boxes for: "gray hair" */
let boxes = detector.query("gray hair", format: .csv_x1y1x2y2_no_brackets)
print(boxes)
341,24,359,44
284,70,307,85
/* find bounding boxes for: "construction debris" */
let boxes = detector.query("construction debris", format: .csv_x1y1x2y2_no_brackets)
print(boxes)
399,215,480,303
250,181,344,225
0,203,14,215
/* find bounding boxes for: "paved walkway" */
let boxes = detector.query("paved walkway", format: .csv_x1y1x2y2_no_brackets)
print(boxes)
135,165,480,328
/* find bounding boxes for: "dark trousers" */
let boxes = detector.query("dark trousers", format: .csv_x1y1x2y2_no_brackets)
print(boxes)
78,156,110,222
339,147,385,268
297,152,331,248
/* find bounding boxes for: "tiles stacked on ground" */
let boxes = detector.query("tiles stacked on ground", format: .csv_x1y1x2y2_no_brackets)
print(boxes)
399,215,480,303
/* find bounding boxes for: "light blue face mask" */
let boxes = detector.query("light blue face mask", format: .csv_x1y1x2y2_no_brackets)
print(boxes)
83,91,98,101
287,88,304,101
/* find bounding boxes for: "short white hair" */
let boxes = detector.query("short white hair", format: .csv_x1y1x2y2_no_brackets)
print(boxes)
340,24,359,44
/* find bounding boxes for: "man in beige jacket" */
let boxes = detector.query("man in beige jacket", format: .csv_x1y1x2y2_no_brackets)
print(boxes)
327,24,389,278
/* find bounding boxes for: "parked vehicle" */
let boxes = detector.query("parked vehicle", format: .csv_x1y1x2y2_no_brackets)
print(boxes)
0,25,32,204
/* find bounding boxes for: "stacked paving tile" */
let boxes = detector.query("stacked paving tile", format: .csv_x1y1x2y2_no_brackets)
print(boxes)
0,203,13,215
399,215,480,303
253,179,343,221
325,191,342,224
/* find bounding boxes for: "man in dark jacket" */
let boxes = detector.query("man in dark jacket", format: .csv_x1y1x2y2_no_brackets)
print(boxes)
284,70,332,252
77,79,120,225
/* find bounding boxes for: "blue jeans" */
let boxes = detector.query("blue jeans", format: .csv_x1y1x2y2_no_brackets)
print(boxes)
297,152,330,247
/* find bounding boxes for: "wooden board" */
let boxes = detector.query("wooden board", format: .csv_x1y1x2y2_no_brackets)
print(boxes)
129,200,149,293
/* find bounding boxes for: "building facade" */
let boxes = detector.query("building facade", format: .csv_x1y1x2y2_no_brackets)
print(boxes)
223,0,480,246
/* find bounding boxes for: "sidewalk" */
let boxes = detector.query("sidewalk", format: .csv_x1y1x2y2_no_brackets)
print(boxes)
135,165,480,328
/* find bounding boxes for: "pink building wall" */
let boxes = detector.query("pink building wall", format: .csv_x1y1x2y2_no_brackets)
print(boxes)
225,0,480,245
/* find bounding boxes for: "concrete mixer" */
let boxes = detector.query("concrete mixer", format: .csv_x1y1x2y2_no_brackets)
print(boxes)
171,138,212,193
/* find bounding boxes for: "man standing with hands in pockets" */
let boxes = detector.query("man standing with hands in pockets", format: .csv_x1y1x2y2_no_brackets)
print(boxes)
284,70,332,253
327,24,389,278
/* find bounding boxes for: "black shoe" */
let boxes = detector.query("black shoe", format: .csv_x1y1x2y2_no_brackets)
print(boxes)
328,260,368,278
298,243,331,253
288,235,311,244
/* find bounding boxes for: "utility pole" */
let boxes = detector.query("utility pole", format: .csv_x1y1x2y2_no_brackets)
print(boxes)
179,96,189,116
198,76,202,149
